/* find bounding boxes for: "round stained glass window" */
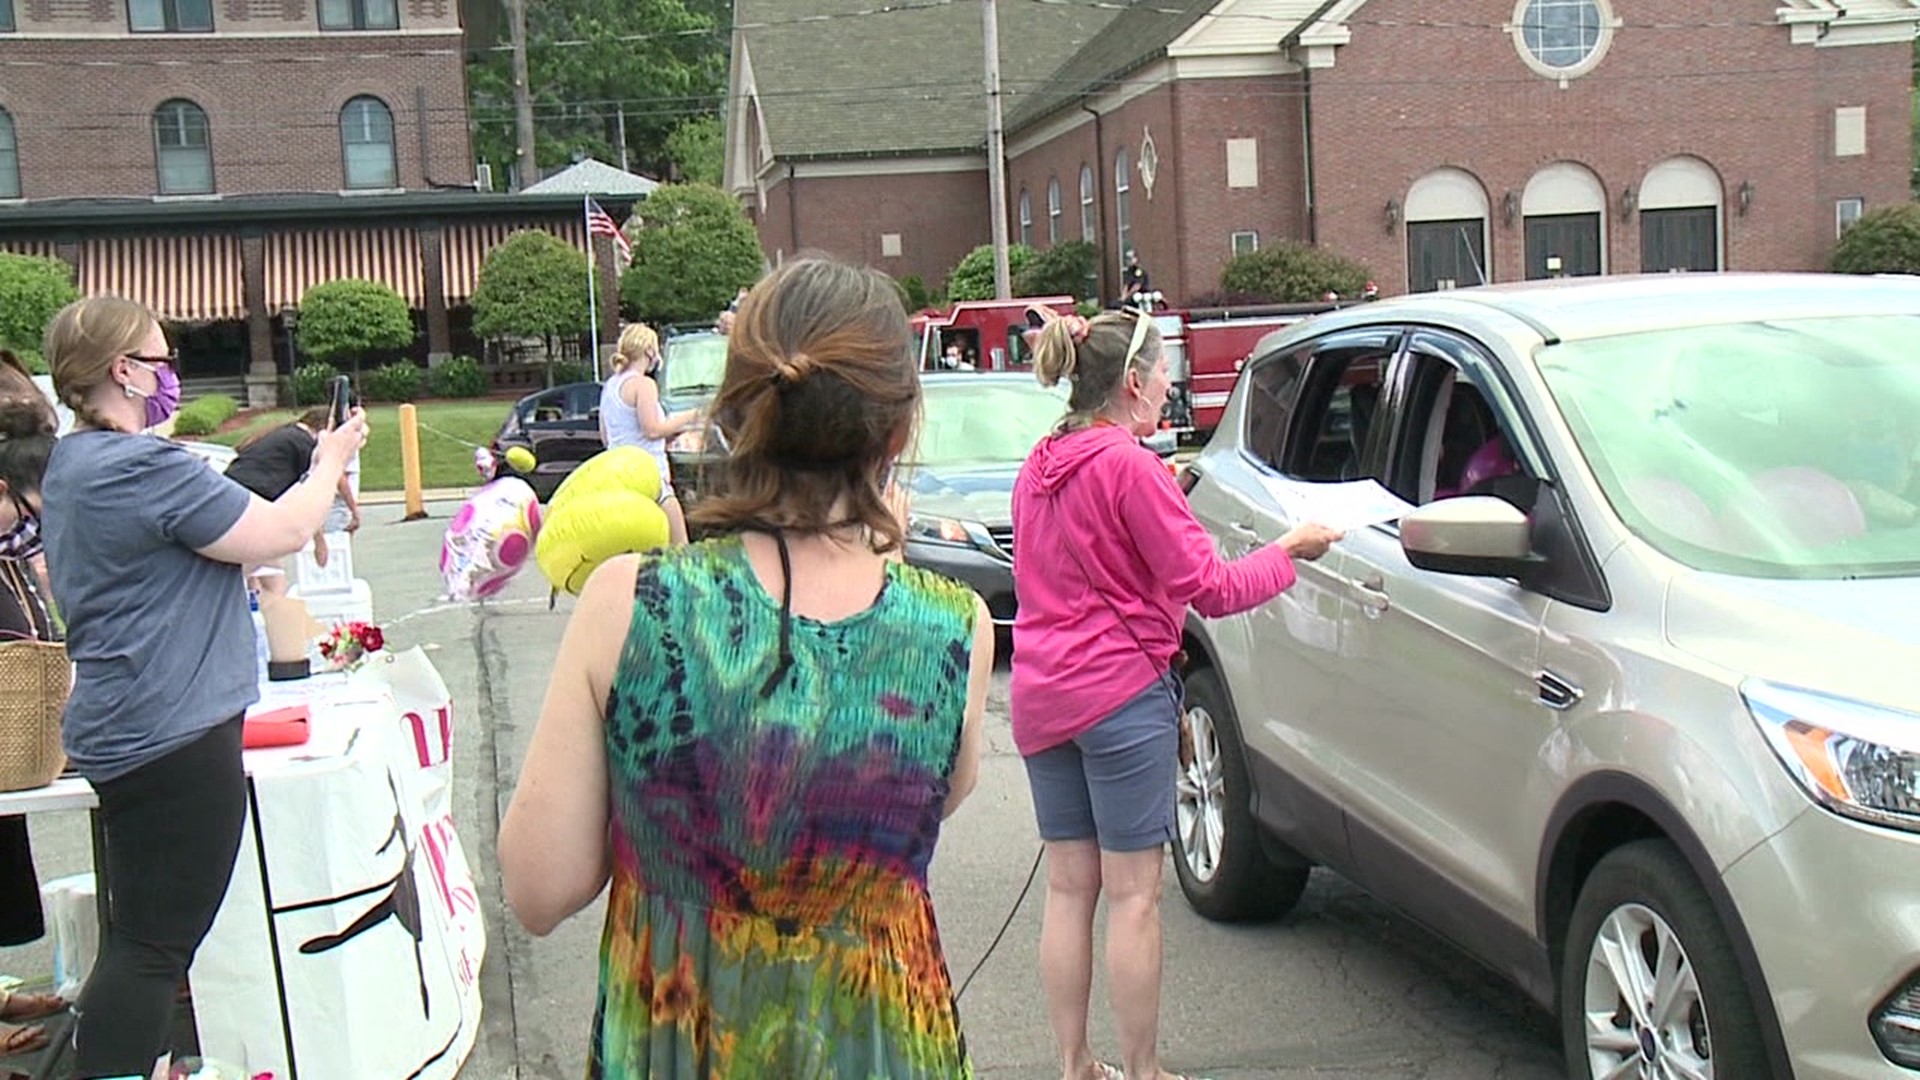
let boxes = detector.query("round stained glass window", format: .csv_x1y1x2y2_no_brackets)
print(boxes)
1513,0,1612,77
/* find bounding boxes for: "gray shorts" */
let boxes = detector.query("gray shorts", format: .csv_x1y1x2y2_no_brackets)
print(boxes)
1023,672,1184,852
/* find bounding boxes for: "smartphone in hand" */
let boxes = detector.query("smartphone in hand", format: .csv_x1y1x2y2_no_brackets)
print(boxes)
328,376,352,430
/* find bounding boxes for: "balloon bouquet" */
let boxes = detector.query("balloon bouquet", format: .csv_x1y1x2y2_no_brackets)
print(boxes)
441,445,674,601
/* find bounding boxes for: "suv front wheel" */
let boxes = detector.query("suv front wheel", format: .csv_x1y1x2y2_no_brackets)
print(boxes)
1561,839,1773,1079
1171,667,1309,922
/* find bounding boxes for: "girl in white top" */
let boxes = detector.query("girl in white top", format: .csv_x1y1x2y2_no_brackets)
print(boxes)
599,323,697,545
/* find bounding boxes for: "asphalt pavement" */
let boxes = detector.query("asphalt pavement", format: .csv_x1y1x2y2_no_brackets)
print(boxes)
13,502,1567,1079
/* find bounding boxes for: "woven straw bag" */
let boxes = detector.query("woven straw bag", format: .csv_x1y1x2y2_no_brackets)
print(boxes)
0,638,71,792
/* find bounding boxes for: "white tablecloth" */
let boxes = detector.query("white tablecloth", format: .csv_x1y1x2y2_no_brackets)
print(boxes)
0,660,484,1080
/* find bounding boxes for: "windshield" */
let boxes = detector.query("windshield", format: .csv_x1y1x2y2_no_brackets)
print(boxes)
911,380,1068,467
662,335,729,397
1538,315,1920,579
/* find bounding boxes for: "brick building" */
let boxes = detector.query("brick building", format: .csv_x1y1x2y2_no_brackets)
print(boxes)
0,0,624,405
728,0,1920,305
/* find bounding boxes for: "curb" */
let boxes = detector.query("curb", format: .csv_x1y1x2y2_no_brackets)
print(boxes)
361,489,475,507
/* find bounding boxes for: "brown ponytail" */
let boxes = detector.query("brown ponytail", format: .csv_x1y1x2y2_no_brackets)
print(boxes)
689,256,918,553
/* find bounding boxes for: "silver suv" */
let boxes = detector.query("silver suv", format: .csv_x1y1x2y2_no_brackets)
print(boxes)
1174,274,1920,1079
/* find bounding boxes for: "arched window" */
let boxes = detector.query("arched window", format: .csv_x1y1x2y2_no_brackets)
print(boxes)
1046,177,1061,245
0,110,18,199
153,99,212,195
1114,148,1131,263
1521,161,1606,278
340,95,397,190
1404,166,1491,291
1639,155,1722,273
1079,164,1095,242
1018,188,1031,246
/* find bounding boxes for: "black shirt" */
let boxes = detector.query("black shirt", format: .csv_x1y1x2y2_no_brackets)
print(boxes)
223,423,317,501
1122,262,1150,294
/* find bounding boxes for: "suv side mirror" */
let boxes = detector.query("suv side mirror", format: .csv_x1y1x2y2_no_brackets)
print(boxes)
1401,496,1546,579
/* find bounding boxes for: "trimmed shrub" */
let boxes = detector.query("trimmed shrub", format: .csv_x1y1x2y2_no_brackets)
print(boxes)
171,394,238,438
1221,244,1374,303
1830,203,1920,274
427,356,489,399
366,361,424,403
549,360,594,386
946,243,1036,302
897,274,935,312
290,362,340,406
1014,240,1101,300
0,254,80,364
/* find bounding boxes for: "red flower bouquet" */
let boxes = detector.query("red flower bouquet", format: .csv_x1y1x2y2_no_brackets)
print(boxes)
316,620,386,672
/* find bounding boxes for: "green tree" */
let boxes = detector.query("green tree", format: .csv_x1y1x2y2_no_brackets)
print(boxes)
0,253,80,372
664,115,724,186
1014,240,1101,300
1221,244,1374,303
468,0,726,185
619,183,763,324
295,279,414,383
946,243,1038,302
1831,203,1920,274
471,231,593,382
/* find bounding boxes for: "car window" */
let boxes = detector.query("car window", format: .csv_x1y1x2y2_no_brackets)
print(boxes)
663,335,728,397
909,380,1069,466
567,384,602,418
1241,345,1307,470
1273,332,1398,482
1391,338,1537,508
524,387,569,423
1539,314,1920,579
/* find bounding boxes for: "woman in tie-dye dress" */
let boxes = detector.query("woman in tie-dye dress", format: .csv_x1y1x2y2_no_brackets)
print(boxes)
500,256,994,1080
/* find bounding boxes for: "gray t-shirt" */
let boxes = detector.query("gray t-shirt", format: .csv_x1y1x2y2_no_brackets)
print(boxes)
44,430,255,782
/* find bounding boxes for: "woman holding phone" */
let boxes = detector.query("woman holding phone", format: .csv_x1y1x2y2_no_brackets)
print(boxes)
41,296,367,1076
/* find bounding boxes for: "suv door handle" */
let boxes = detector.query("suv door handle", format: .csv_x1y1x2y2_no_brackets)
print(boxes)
1352,573,1390,614
1227,520,1261,539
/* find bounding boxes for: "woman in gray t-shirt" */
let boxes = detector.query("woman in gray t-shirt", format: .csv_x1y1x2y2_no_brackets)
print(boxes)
40,296,366,1077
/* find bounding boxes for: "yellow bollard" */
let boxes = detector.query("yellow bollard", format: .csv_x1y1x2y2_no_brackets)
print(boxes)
398,403,427,521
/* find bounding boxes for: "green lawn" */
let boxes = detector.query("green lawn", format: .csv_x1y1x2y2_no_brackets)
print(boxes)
210,399,512,491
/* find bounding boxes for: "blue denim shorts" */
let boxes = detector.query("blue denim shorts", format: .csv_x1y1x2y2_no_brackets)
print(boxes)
1022,672,1183,852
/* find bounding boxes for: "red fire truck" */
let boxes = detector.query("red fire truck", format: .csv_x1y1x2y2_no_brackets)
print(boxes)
908,296,1351,439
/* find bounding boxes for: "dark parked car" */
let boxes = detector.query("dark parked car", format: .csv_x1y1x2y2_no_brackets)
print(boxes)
489,381,603,501
900,373,1071,626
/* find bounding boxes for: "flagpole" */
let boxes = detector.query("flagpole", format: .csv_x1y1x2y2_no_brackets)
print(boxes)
583,195,602,382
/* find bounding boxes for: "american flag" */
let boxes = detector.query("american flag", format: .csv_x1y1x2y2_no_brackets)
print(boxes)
585,198,632,266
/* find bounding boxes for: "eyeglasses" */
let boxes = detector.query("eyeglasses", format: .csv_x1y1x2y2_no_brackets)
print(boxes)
124,350,177,368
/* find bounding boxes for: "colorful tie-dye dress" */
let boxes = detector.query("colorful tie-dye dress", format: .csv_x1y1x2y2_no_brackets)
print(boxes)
590,537,977,1079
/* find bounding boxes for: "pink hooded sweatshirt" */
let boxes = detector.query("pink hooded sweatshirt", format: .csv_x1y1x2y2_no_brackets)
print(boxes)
1009,424,1298,756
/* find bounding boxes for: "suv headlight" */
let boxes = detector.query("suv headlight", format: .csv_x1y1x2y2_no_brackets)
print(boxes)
907,513,978,547
1745,679,1920,832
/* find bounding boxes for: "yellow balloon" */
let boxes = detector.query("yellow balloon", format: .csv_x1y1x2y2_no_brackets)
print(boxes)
504,445,537,474
549,445,662,508
535,489,672,595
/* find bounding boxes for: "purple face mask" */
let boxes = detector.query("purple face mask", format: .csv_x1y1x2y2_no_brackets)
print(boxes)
128,359,182,428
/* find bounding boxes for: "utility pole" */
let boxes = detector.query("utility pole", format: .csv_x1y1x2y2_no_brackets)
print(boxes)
616,103,630,173
983,0,1011,299
508,0,537,191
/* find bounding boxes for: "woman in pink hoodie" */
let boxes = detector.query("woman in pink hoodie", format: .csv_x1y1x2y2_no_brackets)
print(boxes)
1011,310,1339,1080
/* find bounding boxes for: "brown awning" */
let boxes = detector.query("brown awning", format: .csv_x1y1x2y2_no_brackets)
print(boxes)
77,233,246,323
0,240,60,260
440,219,588,306
266,227,425,312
